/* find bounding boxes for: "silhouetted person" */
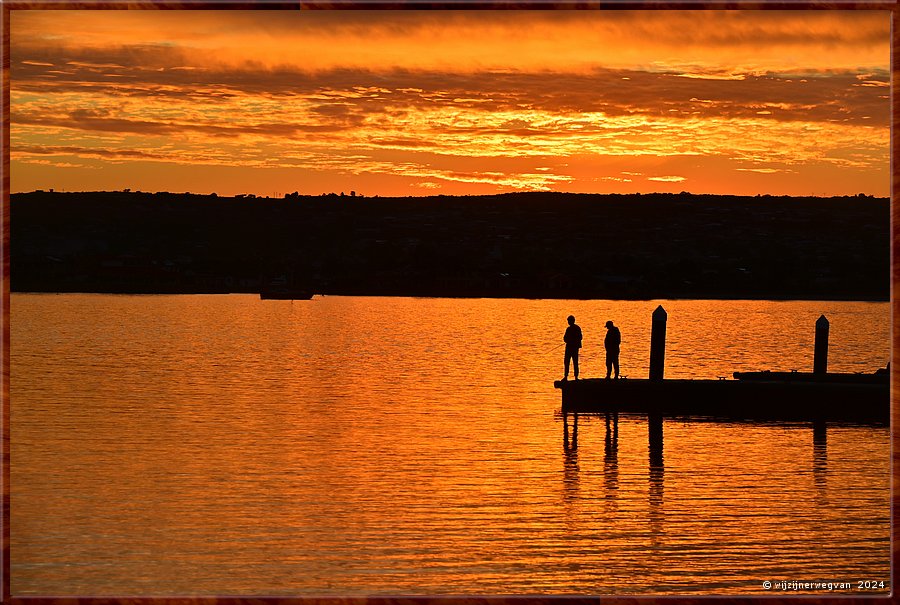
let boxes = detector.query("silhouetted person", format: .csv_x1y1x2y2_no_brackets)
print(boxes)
604,320,621,379
563,315,582,380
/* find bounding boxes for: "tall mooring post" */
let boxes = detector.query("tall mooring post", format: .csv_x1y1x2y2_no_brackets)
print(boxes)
649,305,668,381
814,315,829,375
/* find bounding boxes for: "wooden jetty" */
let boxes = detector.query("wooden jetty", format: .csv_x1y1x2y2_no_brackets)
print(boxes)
555,376,887,423
554,307,889,425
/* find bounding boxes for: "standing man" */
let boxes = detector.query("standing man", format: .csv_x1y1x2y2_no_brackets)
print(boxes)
563,315,583,380
605,320,621,379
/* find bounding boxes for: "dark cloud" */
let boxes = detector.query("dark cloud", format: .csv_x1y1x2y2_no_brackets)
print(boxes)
12,108,357,138
14,109,181,135
365,136,435,149
17,10,884,48
12,43,889,127
14,144,170,160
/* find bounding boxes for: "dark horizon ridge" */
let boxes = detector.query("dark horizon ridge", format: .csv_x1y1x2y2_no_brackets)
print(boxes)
10,190,889,301
11,189,889,201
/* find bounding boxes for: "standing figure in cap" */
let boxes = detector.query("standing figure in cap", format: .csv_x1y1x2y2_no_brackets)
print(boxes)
604,320,621,379
563,315,582,380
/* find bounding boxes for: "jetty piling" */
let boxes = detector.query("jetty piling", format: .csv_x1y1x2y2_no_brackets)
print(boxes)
649,305,667,381
814,315,829,374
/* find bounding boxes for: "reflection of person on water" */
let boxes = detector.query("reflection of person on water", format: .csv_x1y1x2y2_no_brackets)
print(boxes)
605,320,621,379
563,315,583,381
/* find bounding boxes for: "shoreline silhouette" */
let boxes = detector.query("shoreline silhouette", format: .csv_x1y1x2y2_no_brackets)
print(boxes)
10,190,889,301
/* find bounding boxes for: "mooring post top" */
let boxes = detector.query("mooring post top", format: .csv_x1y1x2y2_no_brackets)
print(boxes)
653,305,668,319
816,314,829,326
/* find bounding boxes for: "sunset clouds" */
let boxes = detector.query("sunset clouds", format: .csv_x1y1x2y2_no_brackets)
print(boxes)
10,10,891,196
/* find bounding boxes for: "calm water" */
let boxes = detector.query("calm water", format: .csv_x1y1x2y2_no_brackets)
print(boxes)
11,294,891,595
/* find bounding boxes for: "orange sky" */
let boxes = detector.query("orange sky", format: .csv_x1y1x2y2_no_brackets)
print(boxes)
10,10,891,197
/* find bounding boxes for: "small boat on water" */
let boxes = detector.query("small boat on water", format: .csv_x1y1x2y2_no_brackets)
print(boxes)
259,275,313,300
259,288,313,300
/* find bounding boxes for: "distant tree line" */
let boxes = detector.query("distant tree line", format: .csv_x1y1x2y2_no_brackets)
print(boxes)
9,190,889,301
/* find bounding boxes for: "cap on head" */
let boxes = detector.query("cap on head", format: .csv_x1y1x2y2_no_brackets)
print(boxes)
606,320,614,327
567,315,575,324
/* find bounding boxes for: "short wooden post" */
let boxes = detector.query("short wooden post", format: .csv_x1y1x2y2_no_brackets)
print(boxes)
814,315,829,375
649,305,667,381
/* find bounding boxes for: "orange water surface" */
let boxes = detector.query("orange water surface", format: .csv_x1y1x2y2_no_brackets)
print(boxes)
10,294,891,595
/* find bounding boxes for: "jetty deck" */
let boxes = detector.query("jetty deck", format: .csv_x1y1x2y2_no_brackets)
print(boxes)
554,376,888,424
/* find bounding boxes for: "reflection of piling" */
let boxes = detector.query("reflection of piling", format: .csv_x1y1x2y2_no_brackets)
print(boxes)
571,412,578,450
563,411,579,452
605,413,619,454
563,421,580,509
605,412,619,445
648,413,665,545
813,419,827,502
813,418,827,447
649,305,667,381
604,413,619,503
814,315,829,374
813,419,827,467
648,413,664,468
